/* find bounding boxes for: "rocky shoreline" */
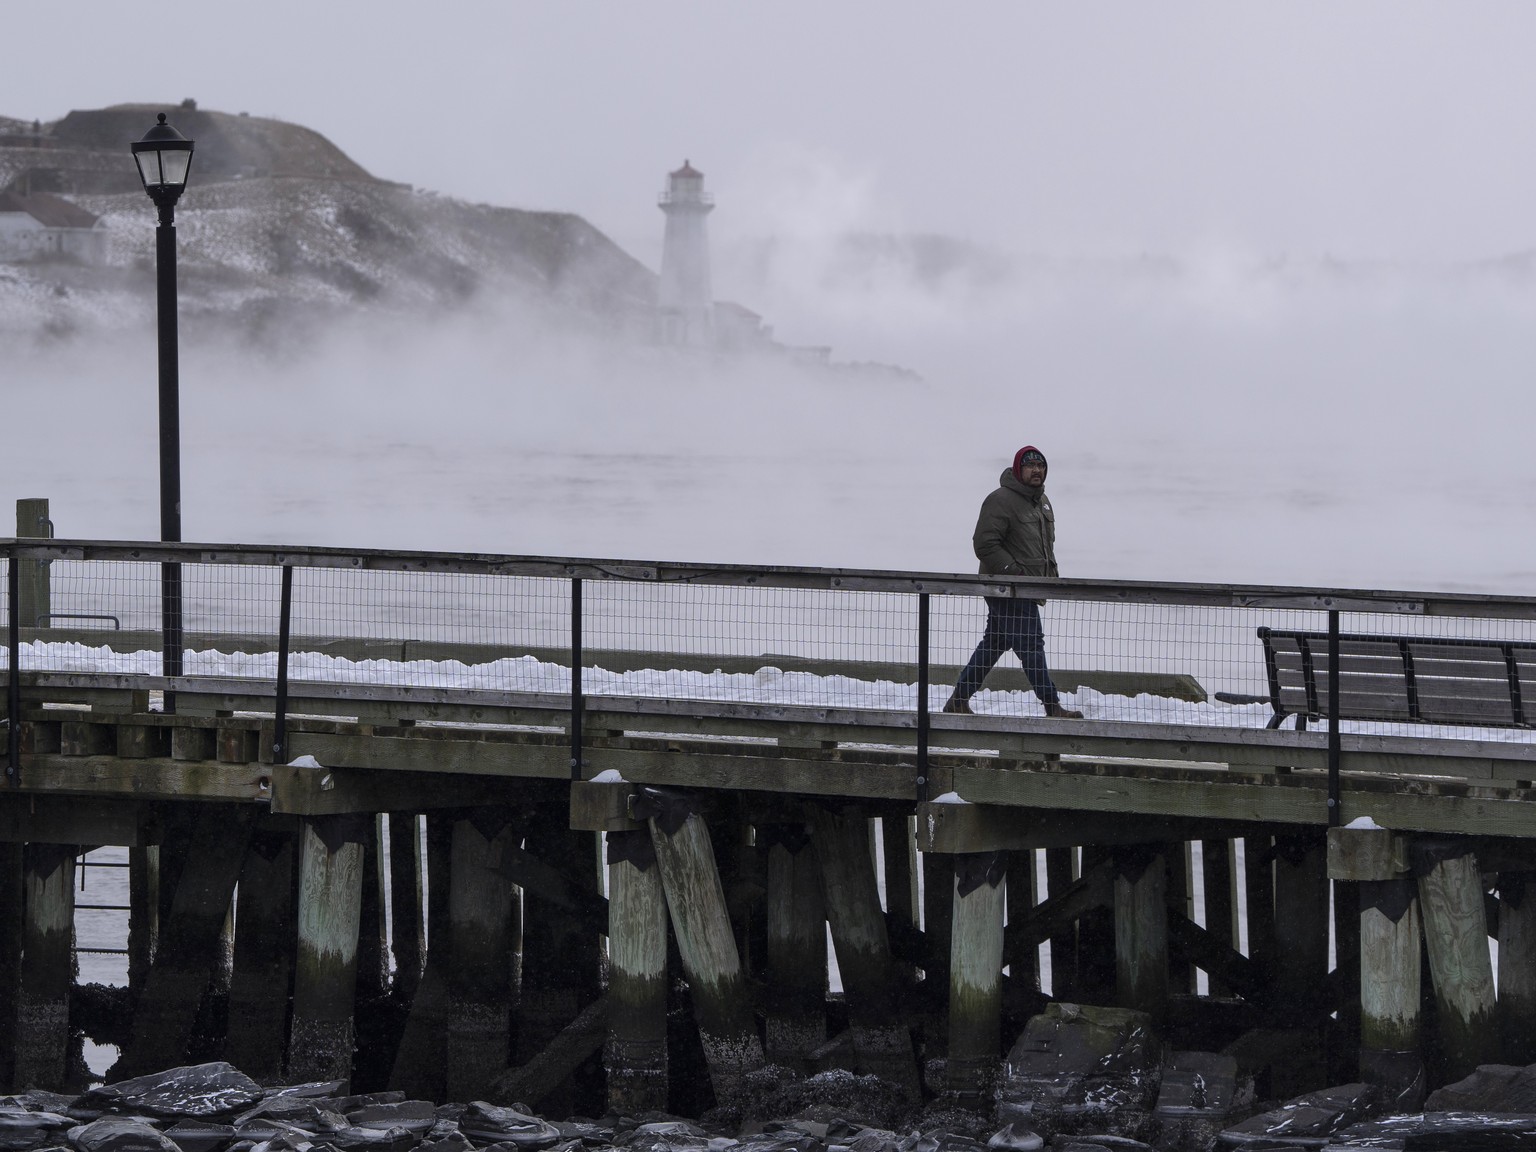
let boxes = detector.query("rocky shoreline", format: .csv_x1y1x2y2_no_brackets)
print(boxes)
10,1054,1536,1152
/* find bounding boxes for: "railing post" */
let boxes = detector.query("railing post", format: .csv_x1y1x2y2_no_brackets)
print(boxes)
571,577,584,780
916,592,930,803
7,544,20,782
273,565,293,764
161,558,182,715
1328,609,1341,826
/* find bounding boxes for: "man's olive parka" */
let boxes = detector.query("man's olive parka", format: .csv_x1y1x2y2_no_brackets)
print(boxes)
971,468,1059,578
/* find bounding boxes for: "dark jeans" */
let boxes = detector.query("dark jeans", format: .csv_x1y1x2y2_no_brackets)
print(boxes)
951,597,1060,705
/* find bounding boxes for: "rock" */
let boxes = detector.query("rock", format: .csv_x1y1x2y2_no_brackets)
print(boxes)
1217,1083,1379,1148
1155,1053,1253,1152
233,1099,348,1131
1425,1065,1536,1113
1052,1138,1154,1152
986,1125,1044,1152
256,1086,346,1103
345,1104,438,1134
554,1121,615,1147
160,1120,236,1152
997,1004,1161,1142
458,1104,563,1150
0,1109,74,1151
325,1126,421,1152
1323,1110,1536,1149
68,1118,183,1152
418,1135,475,1152
79,1065,264,1120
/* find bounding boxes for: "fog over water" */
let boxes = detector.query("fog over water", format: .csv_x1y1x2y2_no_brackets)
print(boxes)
10,240,1536,595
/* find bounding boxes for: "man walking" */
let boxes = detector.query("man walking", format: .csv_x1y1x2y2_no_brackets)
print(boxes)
943,445,1083,718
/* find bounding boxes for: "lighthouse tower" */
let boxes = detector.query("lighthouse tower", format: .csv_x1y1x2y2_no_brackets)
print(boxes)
657,160,715,347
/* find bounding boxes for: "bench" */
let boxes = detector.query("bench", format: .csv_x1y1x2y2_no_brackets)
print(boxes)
1256,627,1536,731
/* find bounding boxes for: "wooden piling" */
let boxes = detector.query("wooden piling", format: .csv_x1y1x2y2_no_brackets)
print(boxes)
356,815,390,1002
1416,843,1497,1081
605,829,670,1114
641,789,764,1107
1498,872,1536,1064
812,806,920,1094
1113,846,1168,1026
226,829,296,1083
1045,847,1078,1000
1201,838,1237,996
1273,832,1330,1009
388,814,453,1100
1167,842,1196,993
922,849,953,1014
1003,849,1040,1018
127,845,158,993
288,814,366,1085
14,843,73,1090
1359,879,1423,1098
763,826,826,1069
946,852,1005,1099
1243,833,1277,973
518,812,600,1114
388,812,425,1002
0,842,20,1090
121,805,254,1077
445,814,518,1101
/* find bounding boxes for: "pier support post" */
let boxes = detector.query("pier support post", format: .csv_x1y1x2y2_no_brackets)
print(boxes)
517,811,599,1114
1273,832,1330,1010
16,498,50,631
762,824,826,1069
1202,838,1238,996
0,843,20,1089
813,805,920,1094
640,789,764,1108
1498,872,1536,1065
356,815,390,1002
1045,847,1078,1000
15,843,73,1091
946,851,1005,1100
446,814,518,1102
1328,826,1422,1105
226,829,296,1082
388,813,425,1002
605,829,669,1114
288,814,366,1085
1415,841,1497,1081
1113,846,1168,1026
121,805,253,1076
388,814,452,1100
127,845,157,994
1004,850,1040,1021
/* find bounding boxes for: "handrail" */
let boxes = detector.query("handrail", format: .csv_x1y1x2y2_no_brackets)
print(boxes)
3,537,1533,619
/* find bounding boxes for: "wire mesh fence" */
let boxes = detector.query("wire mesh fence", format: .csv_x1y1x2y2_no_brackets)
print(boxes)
5,541,1535,747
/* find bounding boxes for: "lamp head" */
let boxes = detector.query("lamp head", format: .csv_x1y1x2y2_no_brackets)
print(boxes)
130,113,194,208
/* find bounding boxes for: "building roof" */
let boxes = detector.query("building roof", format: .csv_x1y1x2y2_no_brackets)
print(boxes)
670,160,703,179
0,190,99,229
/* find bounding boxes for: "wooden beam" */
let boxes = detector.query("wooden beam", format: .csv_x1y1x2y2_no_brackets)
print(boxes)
492,993,609,1109
13,757,268,803
0,795,148,845
918,801,1280,854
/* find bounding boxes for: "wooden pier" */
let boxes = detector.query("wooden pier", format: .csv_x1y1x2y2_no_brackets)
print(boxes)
3,533,1535,1112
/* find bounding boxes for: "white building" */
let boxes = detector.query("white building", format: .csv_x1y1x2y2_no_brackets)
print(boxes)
657,160,715,347
0,190,105,263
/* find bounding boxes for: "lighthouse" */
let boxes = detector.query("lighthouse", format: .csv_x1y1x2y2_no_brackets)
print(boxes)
657,160,715,347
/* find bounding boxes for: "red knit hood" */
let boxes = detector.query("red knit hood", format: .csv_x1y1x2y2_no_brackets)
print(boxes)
1012,445,1047,482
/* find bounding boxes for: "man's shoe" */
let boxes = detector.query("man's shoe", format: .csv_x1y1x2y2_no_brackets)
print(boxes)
1044,703,1083,719
942,695,972,715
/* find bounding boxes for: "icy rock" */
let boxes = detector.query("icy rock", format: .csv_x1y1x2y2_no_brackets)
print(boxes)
0,1110,74,1151
1155,1052,1251,1152
997,1004,1161,1141
1217,1083,1379,1148
80,1064,265,1119
256,1085,346,1103
842,1127,902,1152
1425,1064,1536,1113
234,1098,348,1131
418,1135,475,1152
346,1104,438,1134
68,1118,183,1152
1053,1138,1154,1152
985,1124,1043,1152
160,1120,236,1152
326,1126,420,1152
1323,1109,1536,1149
554,1120,615,1147
458,1104,562,1150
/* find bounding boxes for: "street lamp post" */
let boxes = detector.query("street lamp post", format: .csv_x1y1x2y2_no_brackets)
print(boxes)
131,113,194,707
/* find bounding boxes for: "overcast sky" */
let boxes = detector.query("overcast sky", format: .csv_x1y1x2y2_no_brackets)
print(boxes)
11,2,1536,264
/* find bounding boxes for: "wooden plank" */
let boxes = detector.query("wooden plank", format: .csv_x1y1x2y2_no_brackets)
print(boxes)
917,802,1279,854
269,764,561,815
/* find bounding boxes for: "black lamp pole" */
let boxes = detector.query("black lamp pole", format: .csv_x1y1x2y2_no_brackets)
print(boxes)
131,114,194,708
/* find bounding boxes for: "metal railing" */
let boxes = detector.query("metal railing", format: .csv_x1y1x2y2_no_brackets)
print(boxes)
5,538,1536,815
